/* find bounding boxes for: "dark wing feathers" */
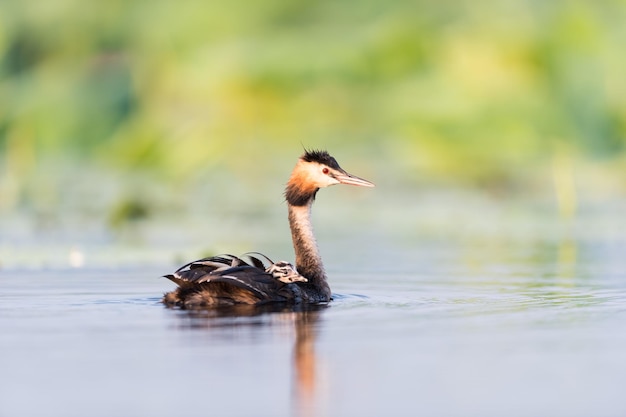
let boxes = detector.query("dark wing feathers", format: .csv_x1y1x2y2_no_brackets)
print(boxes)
165,254,287,304
208,277,267,299
163,274,186,287
176,254,248,273
248,255,266,270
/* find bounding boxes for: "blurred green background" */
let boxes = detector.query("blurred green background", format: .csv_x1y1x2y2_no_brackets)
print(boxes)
1,0,626,252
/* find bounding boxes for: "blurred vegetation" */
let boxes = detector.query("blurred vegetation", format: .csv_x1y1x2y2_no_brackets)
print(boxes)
1,0,626,223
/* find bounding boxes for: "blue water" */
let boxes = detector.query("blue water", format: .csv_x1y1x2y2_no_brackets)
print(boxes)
2,231,626,417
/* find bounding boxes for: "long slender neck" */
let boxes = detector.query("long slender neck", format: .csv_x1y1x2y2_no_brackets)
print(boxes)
288,201,330,299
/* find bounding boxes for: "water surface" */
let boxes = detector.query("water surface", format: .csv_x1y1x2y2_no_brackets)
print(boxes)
2,231,626,417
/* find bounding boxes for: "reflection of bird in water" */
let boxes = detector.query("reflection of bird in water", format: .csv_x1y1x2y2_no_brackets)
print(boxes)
291,307,322,417
171,304,326,417
163,150,374,308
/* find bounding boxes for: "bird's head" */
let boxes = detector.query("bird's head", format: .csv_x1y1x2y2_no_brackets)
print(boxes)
285,149,375,206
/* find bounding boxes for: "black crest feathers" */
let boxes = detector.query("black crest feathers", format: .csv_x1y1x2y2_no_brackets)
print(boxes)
301,149,341,170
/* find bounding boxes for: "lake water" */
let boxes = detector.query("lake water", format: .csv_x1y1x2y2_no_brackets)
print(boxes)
1,198,626,417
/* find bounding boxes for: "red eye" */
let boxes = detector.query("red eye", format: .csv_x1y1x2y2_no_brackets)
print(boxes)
322,167,329,174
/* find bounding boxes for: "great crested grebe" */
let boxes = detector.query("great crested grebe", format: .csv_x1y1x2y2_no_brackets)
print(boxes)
162,150,374,308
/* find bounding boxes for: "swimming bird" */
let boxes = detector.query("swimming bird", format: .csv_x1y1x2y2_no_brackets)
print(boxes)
162,150,374,308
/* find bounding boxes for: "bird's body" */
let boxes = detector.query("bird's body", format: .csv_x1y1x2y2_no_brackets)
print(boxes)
162,150,374,309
